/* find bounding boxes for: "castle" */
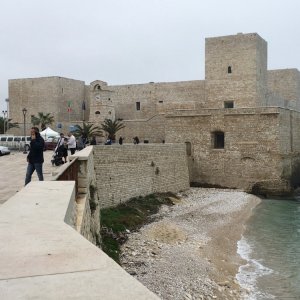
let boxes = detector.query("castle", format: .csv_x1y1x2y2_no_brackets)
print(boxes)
8,32,300,195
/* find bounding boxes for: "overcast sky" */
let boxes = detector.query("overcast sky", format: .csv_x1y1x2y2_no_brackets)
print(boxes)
1,0,300,114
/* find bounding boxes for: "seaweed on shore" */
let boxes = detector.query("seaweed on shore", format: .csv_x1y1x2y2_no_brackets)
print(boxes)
100,193,177,264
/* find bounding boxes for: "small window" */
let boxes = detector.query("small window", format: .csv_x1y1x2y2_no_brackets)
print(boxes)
159,100,163,103
185,142,192,156
136,102,141,111
224,101,234,108
213,132,224,149
95,111,100,115
228,66,232,74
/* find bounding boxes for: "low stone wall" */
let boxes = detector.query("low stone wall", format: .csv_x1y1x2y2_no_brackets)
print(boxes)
0,181,159,299
93,144,190,208
52,146,101,244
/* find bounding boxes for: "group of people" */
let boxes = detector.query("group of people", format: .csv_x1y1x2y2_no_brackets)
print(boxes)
24,128,77,185
24,128,140,185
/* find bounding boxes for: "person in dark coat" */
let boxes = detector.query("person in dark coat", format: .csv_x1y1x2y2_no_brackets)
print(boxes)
118,136,123,145
25,127,45,185
90,136,97,145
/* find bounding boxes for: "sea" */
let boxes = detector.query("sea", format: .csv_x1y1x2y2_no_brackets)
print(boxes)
236,197,300,300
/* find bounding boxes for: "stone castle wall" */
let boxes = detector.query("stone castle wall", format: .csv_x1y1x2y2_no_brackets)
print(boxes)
93,144,189,208
268,69,300,110
205,33,268,109
165,107,300,195
8,77,86,134
6,32,300,195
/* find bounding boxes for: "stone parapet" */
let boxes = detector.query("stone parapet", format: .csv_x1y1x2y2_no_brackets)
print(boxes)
0,181,159,300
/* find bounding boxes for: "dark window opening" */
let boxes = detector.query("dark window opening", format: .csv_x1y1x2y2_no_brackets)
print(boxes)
95,111,100,115
224,101,234,108
228,66,232,74
185,142,192,156
213,132,224,149
136,102,141,111
159,100,163,103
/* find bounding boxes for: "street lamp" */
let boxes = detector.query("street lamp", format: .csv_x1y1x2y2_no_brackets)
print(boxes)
22,108,27,154
2,110,7,134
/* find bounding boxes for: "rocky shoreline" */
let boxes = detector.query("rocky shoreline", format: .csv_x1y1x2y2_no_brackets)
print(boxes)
120,188,261,300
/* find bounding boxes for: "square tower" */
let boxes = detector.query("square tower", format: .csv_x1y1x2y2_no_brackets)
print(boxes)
205,33,268,108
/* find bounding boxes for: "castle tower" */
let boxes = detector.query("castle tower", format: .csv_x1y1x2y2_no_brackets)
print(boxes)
205,33,268,108
89,80,115,124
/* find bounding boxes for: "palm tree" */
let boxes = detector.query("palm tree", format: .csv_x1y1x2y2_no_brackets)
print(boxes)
73,122,103,140
31,112,54,131
101,119,125,140
0,117,19,134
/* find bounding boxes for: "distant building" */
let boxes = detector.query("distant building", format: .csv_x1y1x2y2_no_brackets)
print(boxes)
8,33,300,195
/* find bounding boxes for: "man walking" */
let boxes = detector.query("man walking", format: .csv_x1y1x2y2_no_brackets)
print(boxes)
67,132,76,155
25,127,45,185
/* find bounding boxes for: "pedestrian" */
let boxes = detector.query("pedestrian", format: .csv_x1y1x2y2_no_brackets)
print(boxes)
67,132,76,155
105,137,112,145
90,136,97,145
54,133,65,152
25,127,45,185
133,136,139,144
119,136,123,145
62,138,68,162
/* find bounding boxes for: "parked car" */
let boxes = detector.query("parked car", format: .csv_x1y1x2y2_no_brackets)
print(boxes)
0,146,10,156
44,137,60,151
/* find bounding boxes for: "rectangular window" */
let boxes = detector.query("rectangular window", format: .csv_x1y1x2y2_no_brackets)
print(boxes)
224,101,234,108
213,132,224,149
136,102,141,111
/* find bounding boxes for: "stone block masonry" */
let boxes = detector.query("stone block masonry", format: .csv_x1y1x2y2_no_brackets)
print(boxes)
93,144,190,208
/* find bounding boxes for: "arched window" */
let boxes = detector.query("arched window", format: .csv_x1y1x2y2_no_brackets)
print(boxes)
95,111,100,115
228,66,232,74
94,84,101,91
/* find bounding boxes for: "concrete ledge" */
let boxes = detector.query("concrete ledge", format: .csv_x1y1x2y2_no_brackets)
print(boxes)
0,181,159,299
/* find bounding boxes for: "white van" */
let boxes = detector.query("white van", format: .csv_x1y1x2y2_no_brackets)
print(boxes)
0,136,31,151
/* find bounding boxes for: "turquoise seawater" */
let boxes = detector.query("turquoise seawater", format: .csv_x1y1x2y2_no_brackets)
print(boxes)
237,198,300,299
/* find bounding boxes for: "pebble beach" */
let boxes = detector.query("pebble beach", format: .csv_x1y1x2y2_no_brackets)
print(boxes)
120,188,261,300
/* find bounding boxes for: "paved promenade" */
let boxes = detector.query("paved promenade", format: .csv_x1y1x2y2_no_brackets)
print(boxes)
0,150,57,204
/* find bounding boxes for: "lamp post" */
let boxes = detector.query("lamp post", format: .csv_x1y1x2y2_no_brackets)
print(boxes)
22,108,27,154
2,110,7,134
5,98,9,118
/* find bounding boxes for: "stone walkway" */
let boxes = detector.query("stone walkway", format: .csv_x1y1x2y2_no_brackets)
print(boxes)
0,150,58,204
